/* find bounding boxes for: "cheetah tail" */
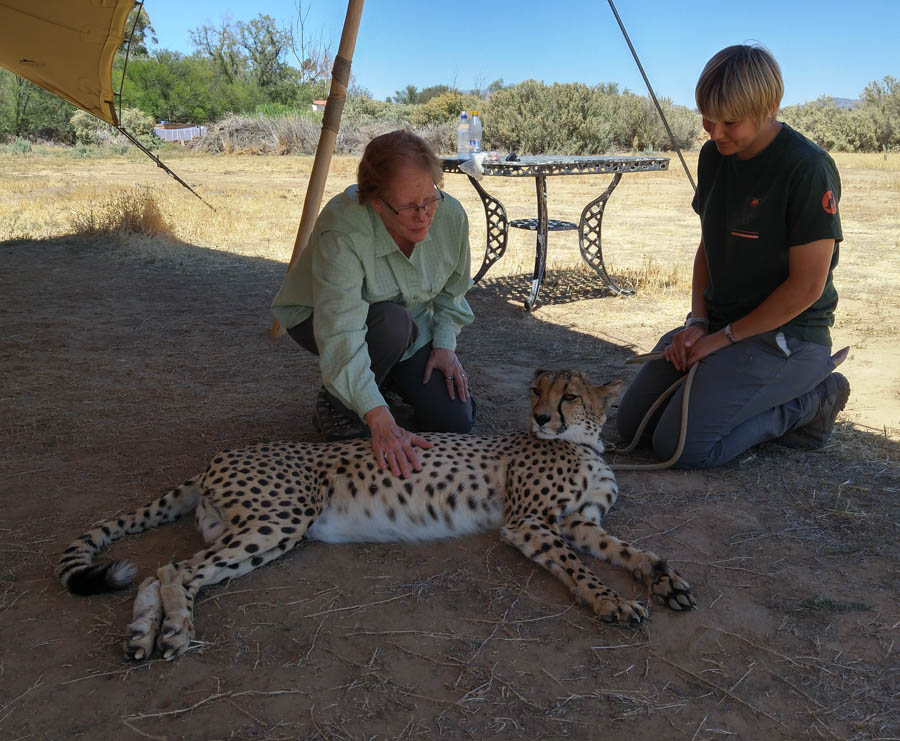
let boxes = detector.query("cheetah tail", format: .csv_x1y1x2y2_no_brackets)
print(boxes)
56,475,204,595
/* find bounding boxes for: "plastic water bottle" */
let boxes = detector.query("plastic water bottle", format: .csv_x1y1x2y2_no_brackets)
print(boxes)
456,112,470,159
469,111,483,154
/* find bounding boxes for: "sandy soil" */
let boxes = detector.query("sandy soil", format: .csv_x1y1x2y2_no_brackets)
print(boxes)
1,226,897,740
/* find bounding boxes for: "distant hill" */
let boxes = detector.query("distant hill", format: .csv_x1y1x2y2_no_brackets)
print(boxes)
790,96,860,110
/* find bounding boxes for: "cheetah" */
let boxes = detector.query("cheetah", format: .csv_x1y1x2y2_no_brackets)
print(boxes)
57,369,695,660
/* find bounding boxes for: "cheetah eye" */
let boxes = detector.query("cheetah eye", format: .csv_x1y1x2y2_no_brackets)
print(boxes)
530,387,540,396
562,393,578,402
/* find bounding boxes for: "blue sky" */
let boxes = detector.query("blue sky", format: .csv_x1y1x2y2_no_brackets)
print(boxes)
147,0,898,108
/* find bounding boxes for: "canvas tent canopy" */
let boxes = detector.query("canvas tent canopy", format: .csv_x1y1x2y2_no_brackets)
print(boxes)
0,0,363,283
0,0,134,125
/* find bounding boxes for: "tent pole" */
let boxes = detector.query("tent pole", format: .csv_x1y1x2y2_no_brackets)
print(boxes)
270,0,365,337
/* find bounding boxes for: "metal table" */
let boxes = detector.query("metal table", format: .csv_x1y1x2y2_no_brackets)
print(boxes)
442,154,669,310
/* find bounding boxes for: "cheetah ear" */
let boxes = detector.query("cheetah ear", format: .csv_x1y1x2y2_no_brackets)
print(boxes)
590,380,623,412
532,368,549,380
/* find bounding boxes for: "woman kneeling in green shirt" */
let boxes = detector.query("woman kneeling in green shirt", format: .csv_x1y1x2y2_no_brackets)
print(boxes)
272,129,475,478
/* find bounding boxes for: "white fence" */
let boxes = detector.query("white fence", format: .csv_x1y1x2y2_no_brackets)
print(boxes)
153,125,208,142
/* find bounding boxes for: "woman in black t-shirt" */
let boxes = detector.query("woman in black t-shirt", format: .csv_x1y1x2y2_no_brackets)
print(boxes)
617,44,849,468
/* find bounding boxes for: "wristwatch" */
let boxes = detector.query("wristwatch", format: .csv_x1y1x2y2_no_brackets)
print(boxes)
724,323,737,344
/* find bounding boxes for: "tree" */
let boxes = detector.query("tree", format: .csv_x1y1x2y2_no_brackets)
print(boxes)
392,85,419,105
120,6,156,57
290,0,332,84
190,18,244,84
0,68,75,140
190,13,296,96
860,76,900,152
119,50,260,123
418,85,450,104
235,14,292,90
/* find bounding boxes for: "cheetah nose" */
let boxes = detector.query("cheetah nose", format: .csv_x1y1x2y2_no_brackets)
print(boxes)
533,413,551,426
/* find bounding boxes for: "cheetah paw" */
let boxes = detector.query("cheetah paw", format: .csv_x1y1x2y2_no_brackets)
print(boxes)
634,562,696,611
593,595,648,625
156,614,195,660
652,573,695,611
125,623,159,661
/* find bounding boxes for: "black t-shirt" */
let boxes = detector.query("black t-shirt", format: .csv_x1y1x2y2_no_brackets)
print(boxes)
691,124,842,346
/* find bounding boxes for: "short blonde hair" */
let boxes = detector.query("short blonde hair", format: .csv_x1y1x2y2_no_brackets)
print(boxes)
357,129,443,205
695,44,783,126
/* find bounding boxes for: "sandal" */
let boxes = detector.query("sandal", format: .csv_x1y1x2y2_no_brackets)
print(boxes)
313,389,370,441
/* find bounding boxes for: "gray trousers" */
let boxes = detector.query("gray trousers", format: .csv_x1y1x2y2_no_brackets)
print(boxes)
616,327,834,468
287,302,475,433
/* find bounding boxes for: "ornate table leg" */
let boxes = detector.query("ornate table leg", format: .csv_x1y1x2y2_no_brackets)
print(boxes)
578,172,634,296
467,175,509,283
524,175,549,311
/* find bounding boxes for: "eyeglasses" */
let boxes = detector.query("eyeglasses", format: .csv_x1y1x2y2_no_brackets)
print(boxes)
380,189,444,217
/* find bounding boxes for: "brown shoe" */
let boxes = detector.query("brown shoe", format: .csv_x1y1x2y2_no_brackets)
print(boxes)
778,372,850,450
313,389,370,441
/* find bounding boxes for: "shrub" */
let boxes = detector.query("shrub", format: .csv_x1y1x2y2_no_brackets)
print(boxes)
254,102,313,118
192,112,317,154
70,187,173,237
408,91,483,127
70,143,97,159
2,136,32,154
780,98,878,152
70,107,162,150
192,111,450,156
483,80,699,154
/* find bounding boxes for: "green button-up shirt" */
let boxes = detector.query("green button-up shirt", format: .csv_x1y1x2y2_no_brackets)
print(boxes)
272,185,474,419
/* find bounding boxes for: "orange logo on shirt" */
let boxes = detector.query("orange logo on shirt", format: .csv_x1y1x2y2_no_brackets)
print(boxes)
750,198,759,207
821,190,837,214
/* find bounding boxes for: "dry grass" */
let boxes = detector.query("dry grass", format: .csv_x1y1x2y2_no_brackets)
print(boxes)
69,186,173,238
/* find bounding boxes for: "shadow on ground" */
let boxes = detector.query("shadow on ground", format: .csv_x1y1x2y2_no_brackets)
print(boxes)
1,234,896,740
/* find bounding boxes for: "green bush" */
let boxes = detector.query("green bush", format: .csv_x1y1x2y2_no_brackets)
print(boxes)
254,102,318,118
408,91,483,127
2,136,33,154
70,143,97,158
779,78,899,152
71,107,161,150
482,80,700,154
781,98,879,152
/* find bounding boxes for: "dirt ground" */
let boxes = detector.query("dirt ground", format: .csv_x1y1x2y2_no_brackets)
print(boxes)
0,152,898,740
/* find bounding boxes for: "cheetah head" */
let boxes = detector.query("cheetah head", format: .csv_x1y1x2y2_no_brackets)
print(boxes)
529,369,622,449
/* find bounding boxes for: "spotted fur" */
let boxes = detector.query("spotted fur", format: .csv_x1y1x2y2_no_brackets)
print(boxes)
57,369,695,660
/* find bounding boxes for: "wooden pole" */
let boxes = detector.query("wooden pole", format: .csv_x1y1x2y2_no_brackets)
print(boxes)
270,0,365,337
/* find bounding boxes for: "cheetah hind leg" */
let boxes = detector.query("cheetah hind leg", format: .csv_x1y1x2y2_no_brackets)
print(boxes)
141,537,304,660
125,576,163,660
124,563,197,660
155,563,195,660
559,514,695,611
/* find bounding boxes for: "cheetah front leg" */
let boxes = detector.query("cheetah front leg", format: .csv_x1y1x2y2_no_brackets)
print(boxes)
501,514,648,625
558,515,695,611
